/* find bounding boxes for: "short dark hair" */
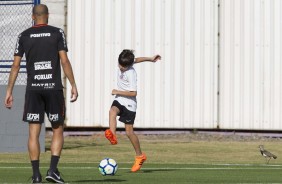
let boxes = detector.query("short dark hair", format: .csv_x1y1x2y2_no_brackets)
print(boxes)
118,49,135,67
32,4,49,16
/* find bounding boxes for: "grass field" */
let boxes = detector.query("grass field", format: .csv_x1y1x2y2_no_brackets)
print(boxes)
0,132,282,183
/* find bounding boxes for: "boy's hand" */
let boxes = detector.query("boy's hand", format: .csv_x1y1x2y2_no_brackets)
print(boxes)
151,55,161,62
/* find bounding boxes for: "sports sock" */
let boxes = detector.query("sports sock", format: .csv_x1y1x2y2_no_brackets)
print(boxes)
50,155,60,172
31,160,40,176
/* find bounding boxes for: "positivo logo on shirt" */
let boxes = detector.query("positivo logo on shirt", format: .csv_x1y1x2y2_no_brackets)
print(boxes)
30,33,51,38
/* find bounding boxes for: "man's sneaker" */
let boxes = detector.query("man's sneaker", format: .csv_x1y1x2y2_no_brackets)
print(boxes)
131,153,147,172
45,169,64,183
105,129,118,145
31,174,42,183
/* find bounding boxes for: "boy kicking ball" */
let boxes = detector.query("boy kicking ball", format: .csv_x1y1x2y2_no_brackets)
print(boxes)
105,50,161,172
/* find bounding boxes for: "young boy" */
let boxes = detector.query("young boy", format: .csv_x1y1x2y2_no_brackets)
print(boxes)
105,49,161,172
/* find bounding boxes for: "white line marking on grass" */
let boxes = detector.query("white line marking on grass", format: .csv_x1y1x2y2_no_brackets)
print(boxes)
1,166,282,170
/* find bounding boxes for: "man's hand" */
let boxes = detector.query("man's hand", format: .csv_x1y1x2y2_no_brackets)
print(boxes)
5,93,13,109
70,85,78,102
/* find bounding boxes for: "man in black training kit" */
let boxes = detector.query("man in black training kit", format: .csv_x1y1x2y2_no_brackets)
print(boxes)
4,4,78,183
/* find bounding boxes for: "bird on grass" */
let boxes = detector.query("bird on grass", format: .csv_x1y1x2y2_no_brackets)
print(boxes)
258,145,277,164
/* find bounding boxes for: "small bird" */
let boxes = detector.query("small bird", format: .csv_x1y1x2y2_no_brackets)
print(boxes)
259,145,277,164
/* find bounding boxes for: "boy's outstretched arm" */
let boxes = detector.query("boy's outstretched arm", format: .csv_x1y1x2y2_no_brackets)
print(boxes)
134,55,161,64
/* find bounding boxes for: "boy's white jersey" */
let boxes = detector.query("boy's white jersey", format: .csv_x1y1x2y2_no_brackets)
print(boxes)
115,66,137,112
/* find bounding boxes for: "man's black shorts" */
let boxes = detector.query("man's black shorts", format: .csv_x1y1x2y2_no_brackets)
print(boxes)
23,90,65,124
111,100,136,124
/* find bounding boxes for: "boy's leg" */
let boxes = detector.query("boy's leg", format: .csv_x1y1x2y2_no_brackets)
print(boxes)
28,122,42,182
105,106,119,144
125,124,147,172
109,106,119,134
125,124,142,155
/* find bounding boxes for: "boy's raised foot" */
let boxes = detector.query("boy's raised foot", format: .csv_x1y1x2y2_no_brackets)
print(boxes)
105,129,118,145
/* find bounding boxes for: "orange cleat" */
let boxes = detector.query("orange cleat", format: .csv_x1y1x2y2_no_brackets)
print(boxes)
105,129,118,145
131,153,147,172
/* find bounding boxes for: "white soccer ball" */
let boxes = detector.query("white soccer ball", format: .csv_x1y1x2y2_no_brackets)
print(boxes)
99,158,118,175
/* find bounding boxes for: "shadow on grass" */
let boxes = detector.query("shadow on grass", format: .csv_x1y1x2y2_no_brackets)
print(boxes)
122,169,177,174
70,179,127,183
142,169,178,173
45,142,98,151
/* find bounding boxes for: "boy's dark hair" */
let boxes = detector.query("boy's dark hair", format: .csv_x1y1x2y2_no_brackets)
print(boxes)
118,49,135,67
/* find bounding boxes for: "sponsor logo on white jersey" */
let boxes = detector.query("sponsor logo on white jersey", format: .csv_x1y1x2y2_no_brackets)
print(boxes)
34,74,52,80
27,113,40,121
34,61,52,70
49,113,59,121
30,33,51,38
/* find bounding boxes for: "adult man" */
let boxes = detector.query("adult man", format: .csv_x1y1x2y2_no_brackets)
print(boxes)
4,4,78,183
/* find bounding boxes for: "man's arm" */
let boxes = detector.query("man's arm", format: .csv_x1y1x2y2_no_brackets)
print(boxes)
134,55,161,64
5,56,22,108
59,50,78,102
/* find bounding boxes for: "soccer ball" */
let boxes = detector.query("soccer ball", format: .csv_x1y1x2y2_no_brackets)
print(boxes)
99,158,118,175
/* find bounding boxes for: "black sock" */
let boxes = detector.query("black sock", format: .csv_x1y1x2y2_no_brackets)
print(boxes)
31,160,40,176
50,155,60,172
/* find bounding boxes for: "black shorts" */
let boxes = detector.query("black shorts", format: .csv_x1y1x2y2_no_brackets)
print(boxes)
23,90,65,124
111,100,136,124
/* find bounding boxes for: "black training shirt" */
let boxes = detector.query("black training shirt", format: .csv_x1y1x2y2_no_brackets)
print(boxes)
14,24,68,90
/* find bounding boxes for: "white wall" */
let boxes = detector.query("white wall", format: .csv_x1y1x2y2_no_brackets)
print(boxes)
41,0,65,29
65,0,282,130
66,0,218,128
219,0,282,130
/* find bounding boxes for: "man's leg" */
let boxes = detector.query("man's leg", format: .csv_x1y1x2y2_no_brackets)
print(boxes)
49,123,64,172
45,123,65,183
28,122,42,182
125,124,147,172
50,123,64,157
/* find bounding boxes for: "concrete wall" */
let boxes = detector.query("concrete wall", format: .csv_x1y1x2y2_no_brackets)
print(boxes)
0,86,45,152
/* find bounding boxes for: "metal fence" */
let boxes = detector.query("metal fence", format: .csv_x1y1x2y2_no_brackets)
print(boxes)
0,0,37,85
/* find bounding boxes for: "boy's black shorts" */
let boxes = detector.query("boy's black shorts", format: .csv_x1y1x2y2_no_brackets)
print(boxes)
111,100,136,124
23,90,65,124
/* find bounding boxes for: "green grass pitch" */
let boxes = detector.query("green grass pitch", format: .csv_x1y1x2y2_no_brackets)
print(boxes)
0,133,281,183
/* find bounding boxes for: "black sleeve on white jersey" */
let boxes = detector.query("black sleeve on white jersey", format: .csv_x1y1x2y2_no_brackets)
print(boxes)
14,34,24,57
57,29,68,52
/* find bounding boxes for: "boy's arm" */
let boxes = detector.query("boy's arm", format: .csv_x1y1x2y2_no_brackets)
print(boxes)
112,89,137,97
134,55,161,64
